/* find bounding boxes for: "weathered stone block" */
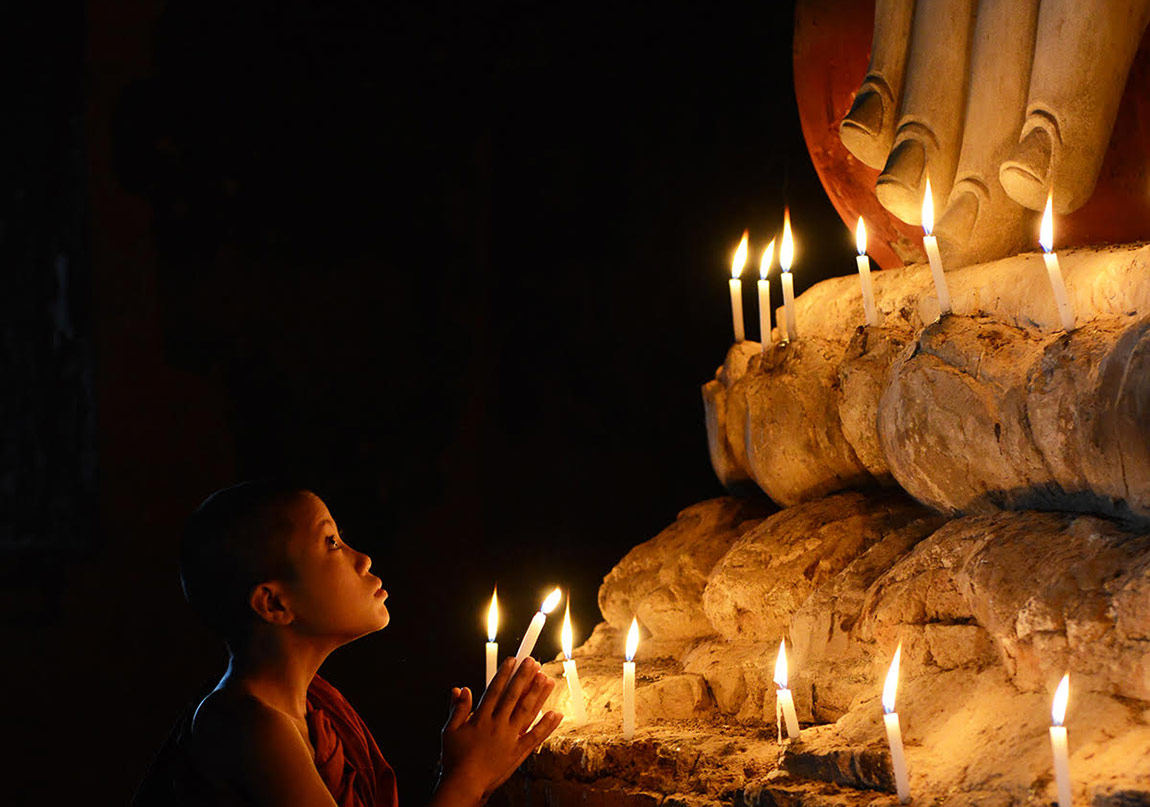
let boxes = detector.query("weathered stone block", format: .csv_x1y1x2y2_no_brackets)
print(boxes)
598,497,773,644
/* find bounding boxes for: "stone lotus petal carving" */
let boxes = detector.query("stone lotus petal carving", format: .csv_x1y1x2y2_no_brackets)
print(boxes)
704,244,1150,522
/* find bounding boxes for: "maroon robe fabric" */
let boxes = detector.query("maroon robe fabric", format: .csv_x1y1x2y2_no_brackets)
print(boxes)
131,675,398,807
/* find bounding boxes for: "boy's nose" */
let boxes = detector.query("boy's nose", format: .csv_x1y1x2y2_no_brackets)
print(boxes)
358,551,372,574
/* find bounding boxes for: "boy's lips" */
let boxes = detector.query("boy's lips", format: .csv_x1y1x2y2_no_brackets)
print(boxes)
374,584,387,599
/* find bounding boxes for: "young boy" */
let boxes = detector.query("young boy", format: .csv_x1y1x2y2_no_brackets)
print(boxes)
132,480,562,807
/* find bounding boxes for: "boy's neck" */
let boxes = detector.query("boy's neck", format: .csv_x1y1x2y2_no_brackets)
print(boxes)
222,633,335,721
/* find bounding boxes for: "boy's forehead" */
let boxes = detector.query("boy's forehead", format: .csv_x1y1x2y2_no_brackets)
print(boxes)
289,493,336,541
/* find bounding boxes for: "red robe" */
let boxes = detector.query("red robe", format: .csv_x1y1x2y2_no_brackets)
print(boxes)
132,675,398,807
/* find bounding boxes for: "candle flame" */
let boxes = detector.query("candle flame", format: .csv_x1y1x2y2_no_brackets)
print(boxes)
540,587,563,615
882,643,902,714
760,239,775,281
774,638,789,689
625,617,640,661
921,179,935,235
1052,673,1070,727
487,586,499,642
856,217,867,256
780,208,794,273
1040,192,1055,253
561,600,574,660
732,231,749,279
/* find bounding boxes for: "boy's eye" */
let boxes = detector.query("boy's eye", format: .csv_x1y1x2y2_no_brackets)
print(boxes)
326,535,341,549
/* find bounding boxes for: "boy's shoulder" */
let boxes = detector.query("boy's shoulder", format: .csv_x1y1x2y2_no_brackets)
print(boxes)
188,684,345,806
189,686,330,804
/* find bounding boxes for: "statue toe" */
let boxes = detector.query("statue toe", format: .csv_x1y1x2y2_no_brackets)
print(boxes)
875,137,927,225
840,89,889,170
1000,128,1052,212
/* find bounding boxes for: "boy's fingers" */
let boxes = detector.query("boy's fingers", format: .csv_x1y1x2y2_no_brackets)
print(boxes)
493,658,540,720
518,710,563,758
445,686,471,731
476,657,517,719
512,674,554,732
489,657,533,721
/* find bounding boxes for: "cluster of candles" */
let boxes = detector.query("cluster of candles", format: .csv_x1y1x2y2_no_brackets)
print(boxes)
484,587,641,737
486,592,1078,804
729,187,1076,343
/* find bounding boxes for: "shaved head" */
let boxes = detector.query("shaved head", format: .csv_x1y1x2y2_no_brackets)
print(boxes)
179,480,310,646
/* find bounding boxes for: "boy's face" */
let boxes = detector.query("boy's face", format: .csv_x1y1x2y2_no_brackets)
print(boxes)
279,492,390,640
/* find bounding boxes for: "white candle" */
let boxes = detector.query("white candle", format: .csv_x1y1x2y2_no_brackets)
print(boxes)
882,643,910,804
560,601,586,723
758,239,775,352
884,713,909,804
773,638,800,741
514,587,562,669
1050,674,1072,807
729,231,748,343
1041,194,1077,332
855,217,879,327
622,617,639,740
780,209,797,341
921,179,952,317
485,587,499,687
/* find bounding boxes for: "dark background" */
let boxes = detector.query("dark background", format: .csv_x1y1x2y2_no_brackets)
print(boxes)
1,1,854,803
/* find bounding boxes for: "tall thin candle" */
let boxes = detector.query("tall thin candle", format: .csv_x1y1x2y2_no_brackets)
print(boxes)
560,600,586,724
729,231,749,343
855,217,879,327
1050,674,1072,807
485,586,499,687
921,179,952,317
758,239,776,352
622,618,639,740
882,643,910,804
773,638,800,741
514,588,562,669
1040,194,1077,332
780,209,797,341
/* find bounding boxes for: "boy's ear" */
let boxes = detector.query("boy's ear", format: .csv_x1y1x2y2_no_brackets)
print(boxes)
249,582,295,626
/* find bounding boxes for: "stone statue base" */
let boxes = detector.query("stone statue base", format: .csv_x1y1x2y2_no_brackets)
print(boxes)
502,245,1150,807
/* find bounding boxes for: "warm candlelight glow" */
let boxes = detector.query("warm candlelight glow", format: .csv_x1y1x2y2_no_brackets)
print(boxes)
774,638,789,689
625,617,640,661
561,601,574,660
1040,192,1055,253
921,178,935,235
760,239,776,281
883,643,902,714
1052,673,1070,726
780,209,794,272
540,587,563,615
732,231,749,279
487,587,499,643
856,217,867,256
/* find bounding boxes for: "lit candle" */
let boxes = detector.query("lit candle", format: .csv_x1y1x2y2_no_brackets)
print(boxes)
855,217,879,327
485,586,499,688
921,178,952,317
882,643,910,804
729,231,749,343
514,587,562,669
780,208,797,341
1040,194,1077,332
622,617,639,740
1050,673,1072,807
560,600,586,723
758,239,776,352
773,638,800,741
